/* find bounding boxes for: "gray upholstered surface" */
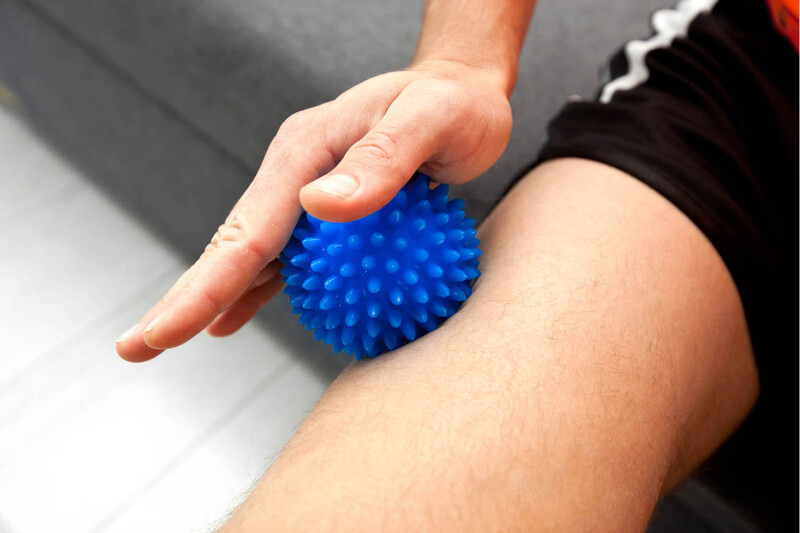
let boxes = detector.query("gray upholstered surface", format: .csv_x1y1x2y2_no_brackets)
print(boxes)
1,0,253,254
2,0,668,240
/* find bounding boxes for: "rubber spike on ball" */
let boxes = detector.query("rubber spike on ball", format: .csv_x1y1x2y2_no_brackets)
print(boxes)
279,173,481,359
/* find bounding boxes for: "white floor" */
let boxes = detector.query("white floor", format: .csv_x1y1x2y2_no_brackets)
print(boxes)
0,108,331,533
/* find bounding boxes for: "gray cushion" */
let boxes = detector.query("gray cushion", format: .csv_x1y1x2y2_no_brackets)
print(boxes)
3,0,668,228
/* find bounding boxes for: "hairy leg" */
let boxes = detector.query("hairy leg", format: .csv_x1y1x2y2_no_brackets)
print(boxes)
221,159,759,532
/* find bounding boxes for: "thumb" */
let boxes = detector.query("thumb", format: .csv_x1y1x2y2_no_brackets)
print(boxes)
299,97,445,222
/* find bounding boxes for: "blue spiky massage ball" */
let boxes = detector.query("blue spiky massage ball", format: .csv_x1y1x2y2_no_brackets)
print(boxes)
279,174,481,359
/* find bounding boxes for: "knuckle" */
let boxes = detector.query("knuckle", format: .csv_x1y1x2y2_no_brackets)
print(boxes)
352,131,397,165
437,92,467,118
279,110,314,136
271,106,335,172
205,214,268,262
416,78,462,111
198,284,226,314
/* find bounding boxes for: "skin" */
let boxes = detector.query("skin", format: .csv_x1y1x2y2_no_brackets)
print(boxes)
219,160,758,531
113,0,536,360
113,0,760,529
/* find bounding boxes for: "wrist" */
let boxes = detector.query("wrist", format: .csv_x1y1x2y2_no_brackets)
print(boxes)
408,56,516,99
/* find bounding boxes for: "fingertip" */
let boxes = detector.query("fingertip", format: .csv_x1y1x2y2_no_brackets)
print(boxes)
205,304,258,338
305,174,360,199
300,182,394,223
139,307,207,350
204,327,226,338
140,331,169,351
115,329,165,363
141,315,171,350
205,318,238,338
207,275,283,337
299,184,356,223
116,348,165,363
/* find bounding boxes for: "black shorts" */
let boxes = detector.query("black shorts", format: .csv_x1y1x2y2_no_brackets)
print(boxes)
520,0,798,528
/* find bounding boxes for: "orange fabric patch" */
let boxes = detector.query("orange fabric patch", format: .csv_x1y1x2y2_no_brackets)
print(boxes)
766,0,799,50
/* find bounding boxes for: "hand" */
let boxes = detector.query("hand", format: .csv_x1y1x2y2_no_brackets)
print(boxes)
115,60,513,362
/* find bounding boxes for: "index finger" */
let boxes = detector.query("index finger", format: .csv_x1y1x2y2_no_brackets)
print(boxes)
115,111,339,361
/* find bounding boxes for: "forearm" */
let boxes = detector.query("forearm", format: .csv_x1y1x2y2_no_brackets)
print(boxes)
412,0,537,96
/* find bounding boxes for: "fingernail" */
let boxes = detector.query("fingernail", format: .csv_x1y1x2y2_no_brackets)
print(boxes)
143,315,162,335
116,323,138,344
309,174,359,198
